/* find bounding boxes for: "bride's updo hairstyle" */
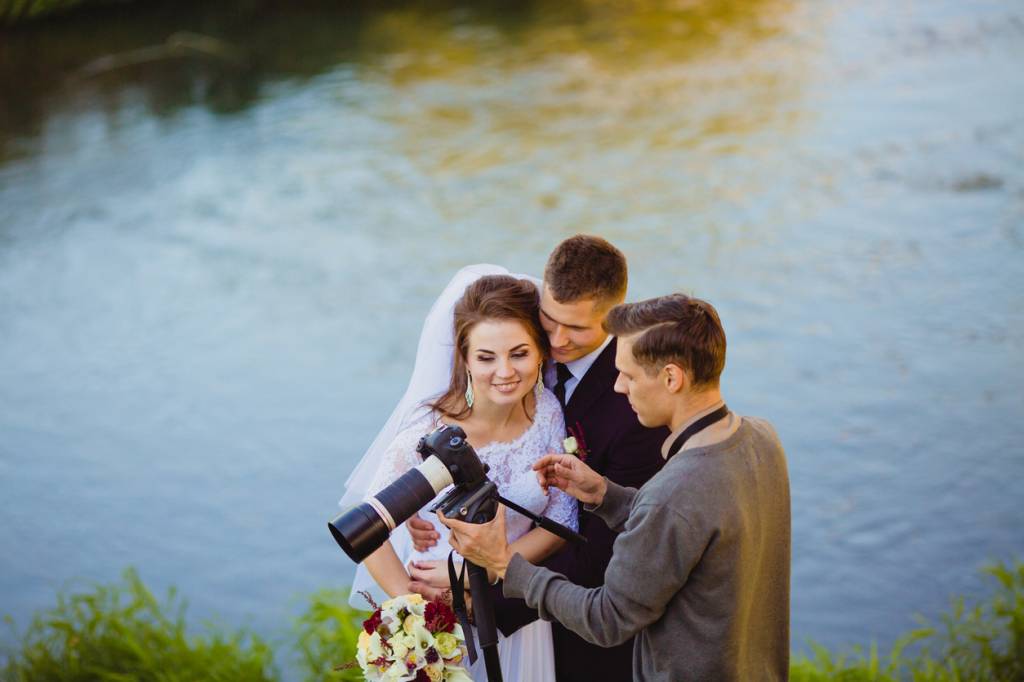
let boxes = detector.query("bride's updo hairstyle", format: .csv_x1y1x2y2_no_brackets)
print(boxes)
429,274,549,421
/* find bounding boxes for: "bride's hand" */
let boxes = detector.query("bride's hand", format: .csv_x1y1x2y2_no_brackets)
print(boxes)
407,579,452,605
407,559,453,590
406,516,440,552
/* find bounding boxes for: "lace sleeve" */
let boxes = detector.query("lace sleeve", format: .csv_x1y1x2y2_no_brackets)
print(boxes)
364,417,431,497
539,390,578,531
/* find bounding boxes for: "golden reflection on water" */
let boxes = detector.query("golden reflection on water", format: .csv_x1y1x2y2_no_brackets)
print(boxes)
359,0,797,78
1,0,826,275
344,0,816,250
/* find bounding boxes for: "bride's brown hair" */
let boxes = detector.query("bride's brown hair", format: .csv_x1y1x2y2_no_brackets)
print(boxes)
428,275,550,421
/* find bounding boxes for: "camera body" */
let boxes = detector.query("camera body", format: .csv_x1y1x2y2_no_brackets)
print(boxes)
416,423,489,490
419,425,499,526
328,424,497,564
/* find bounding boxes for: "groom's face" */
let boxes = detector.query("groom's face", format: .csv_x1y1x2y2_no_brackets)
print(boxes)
539,285,609,363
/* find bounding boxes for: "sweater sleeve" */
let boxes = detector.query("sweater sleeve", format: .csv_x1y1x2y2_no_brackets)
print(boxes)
583,479,637,533
503,500,706,647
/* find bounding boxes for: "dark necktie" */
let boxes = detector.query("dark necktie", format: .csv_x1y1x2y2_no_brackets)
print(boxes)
553,362,573,409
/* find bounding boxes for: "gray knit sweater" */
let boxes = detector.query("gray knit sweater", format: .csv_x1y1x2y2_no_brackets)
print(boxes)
503,416,791,681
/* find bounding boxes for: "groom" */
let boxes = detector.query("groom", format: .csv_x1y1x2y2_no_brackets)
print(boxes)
408,235,667,682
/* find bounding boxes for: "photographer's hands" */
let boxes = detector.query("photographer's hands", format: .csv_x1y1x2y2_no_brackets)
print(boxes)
438,505,514,580
533,453,607,506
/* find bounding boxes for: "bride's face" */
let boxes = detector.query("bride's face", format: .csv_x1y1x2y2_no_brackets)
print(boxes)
465,319,542,408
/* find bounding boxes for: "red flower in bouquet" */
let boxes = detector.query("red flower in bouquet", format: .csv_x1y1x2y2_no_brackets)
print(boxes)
424,599,457,634
362,608,382,635
348,593,470,681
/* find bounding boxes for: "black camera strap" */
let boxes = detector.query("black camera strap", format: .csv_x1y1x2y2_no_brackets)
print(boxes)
448,552,478,665
665,404,730,461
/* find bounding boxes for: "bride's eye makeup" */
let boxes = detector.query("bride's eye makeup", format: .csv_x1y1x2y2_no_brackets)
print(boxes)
509,343,532,360
473,344,532,362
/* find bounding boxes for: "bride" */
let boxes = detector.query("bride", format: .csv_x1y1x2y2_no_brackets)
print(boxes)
339,265,576,682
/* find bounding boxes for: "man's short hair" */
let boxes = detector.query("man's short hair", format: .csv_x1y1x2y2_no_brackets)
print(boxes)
544,234,628,308
603,294,726,388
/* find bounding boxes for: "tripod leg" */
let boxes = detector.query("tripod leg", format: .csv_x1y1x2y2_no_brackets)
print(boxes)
467,561,503,682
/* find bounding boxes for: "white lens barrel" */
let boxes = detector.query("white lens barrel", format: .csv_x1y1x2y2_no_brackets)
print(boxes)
418,455,455,493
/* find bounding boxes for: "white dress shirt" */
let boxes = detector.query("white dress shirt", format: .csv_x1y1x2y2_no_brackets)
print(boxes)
544,335,614,406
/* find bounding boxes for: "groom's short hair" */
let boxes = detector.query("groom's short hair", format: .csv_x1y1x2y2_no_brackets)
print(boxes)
544,234,627,309
604,294,726,389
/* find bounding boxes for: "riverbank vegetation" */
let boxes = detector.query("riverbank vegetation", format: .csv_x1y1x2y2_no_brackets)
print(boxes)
791,560,1024,681
0,568,279,681
3,561,1021,681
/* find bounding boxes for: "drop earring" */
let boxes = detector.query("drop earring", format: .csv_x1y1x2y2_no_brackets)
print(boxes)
465,369,474,409
534,362,544,400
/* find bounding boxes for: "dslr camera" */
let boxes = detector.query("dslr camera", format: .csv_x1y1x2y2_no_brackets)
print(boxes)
329,424,499,563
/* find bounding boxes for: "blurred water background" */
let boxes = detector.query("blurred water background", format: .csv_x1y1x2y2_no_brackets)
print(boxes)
1,0,1022,670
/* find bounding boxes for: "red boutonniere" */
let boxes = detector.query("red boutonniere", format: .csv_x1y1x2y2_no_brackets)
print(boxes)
563,422,589,462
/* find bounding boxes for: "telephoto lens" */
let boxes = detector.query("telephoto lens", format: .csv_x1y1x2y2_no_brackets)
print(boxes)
329,424,481,564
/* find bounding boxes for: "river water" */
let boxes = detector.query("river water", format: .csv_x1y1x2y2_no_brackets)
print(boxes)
1,0,1022,669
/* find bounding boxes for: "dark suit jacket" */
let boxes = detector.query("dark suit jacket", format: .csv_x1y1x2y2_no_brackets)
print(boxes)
492,338,668,682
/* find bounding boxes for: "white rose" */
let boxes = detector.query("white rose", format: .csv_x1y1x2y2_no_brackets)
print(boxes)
390,636,409,661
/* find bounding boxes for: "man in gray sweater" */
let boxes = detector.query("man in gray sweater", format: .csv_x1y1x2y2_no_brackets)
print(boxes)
441,293,791,681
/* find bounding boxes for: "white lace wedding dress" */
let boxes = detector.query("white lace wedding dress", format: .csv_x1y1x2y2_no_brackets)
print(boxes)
366,388,576,682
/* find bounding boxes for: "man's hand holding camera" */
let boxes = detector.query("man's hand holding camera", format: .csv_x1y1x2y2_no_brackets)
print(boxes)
438,505,516,580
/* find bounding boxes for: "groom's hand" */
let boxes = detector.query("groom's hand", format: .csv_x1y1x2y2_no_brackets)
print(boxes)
406,515,439,552
533,453,608,506
438,506,514,580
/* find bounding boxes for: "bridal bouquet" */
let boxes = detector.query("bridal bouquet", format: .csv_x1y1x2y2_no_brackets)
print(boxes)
354,592,471,682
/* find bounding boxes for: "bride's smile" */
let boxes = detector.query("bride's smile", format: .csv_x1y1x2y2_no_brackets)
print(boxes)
492,379,521,393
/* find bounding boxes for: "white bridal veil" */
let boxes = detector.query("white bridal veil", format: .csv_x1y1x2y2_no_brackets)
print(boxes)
338,264,541,607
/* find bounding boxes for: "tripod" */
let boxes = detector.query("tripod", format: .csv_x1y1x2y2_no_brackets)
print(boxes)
464,559,503,681
444,491,587,682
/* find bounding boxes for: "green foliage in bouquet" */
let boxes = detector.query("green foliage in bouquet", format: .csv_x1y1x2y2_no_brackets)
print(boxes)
791,559,1024,681
1,568,277,682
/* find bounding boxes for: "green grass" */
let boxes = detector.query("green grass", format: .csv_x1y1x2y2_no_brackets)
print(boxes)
3,561,1022,681
0,568,277,682
291,589,365,682
792,561,1024,681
